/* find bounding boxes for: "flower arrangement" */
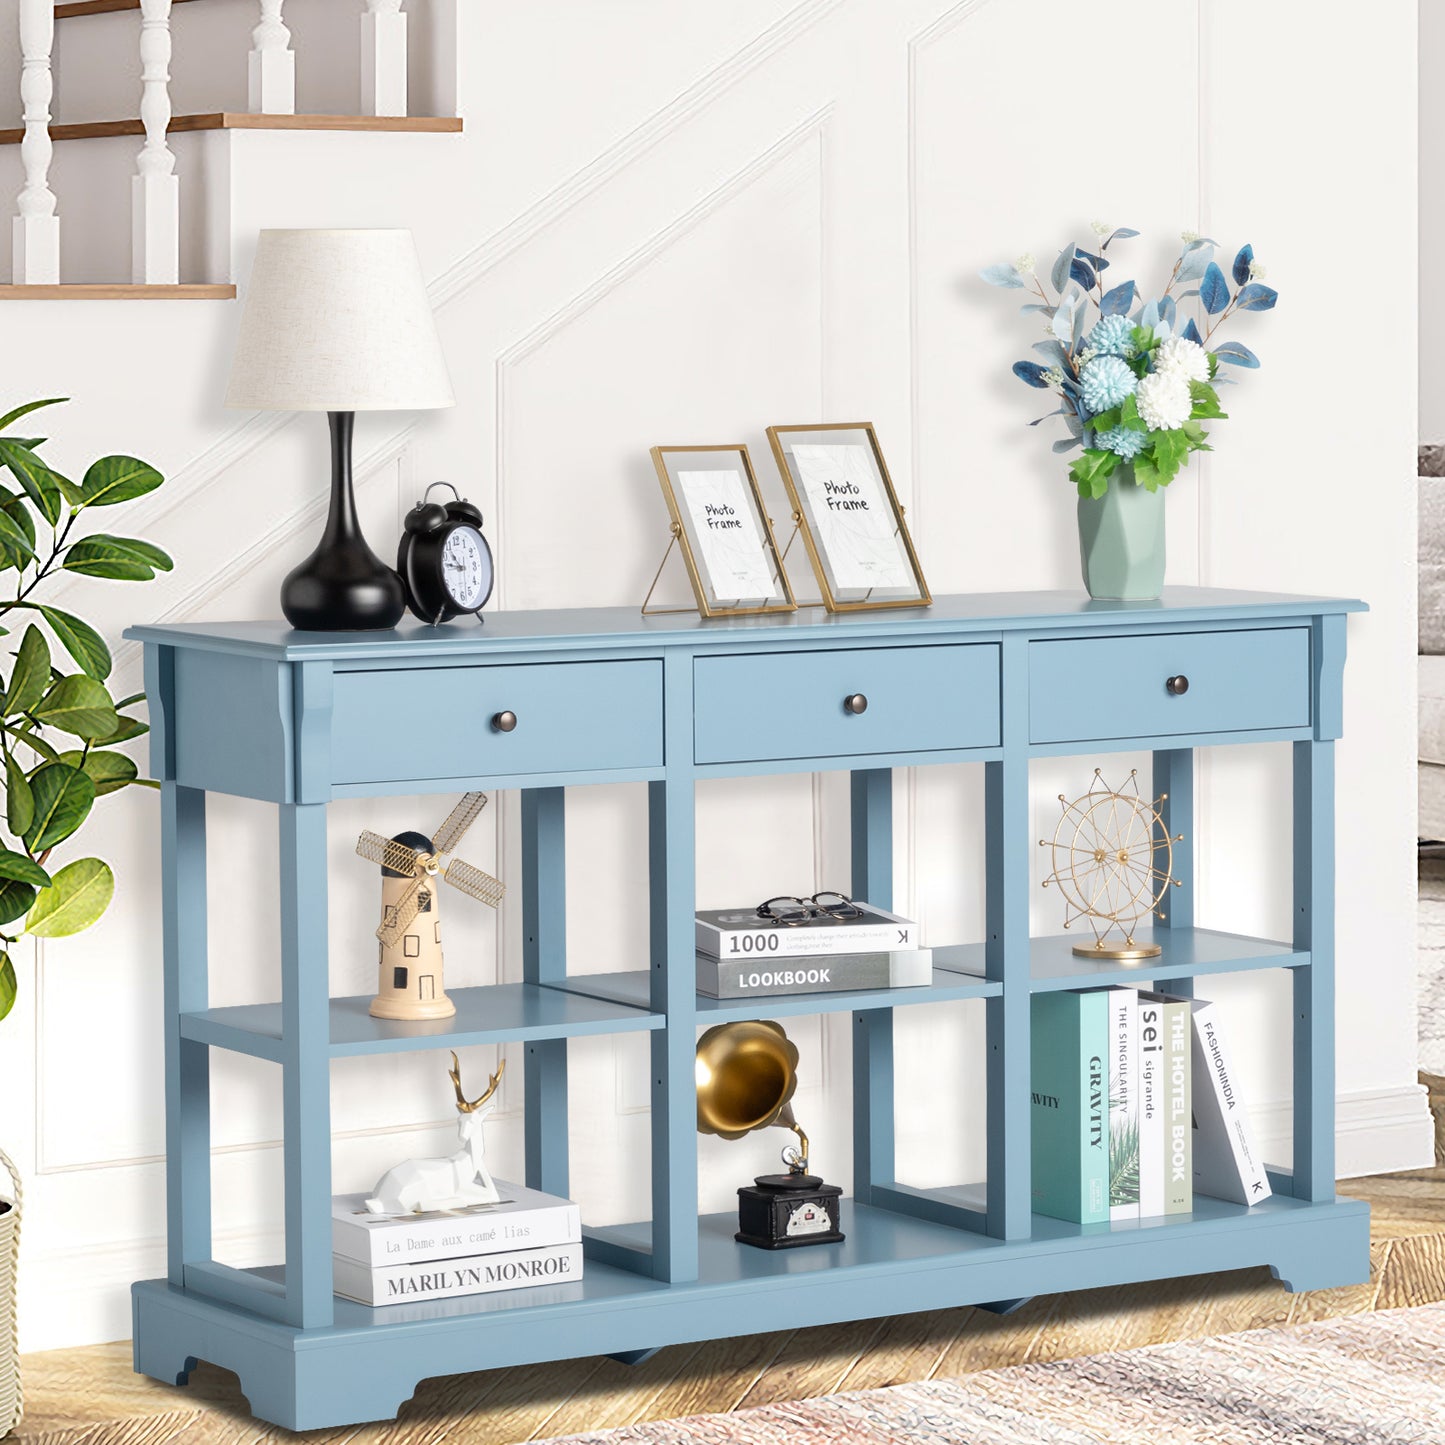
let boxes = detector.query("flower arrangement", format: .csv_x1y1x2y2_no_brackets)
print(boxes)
980,225,1277,498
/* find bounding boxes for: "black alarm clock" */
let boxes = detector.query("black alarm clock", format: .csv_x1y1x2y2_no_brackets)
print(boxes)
397,483,495,625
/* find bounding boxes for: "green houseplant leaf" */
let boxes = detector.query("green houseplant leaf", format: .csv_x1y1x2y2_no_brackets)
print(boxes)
0,848,49,888
33,605,112,681
0,397,66,433
78,455,164,508
26,858,114,938
0,437,64,526
23,762,96,851
0,880,35,926
0,953,14,1022
5,756,34,835
60,748,138,796
63,534,174,581
33,675,120,740
3,624,50,717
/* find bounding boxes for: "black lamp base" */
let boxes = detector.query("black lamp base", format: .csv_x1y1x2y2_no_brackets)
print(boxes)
281,411,406,632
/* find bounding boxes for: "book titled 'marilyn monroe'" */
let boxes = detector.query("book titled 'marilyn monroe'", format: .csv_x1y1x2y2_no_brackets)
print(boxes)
334,1242,584,1306
696,947,933,999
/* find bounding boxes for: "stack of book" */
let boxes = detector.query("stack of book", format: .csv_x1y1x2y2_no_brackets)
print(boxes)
332,1181,582,1306
1030,987,1269,1225
695,902,929,1000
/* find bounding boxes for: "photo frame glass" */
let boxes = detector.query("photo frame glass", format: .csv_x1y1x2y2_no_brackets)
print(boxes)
768,424,928,610
651,445,795,616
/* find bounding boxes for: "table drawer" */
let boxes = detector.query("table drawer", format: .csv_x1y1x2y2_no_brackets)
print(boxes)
694,644,1000,765
1028,627,1311,744
331,660,663,785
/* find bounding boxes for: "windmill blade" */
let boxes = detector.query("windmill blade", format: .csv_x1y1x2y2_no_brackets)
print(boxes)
357,829,425,876
377,875,426,946
442,856,506,909
432,792,489,857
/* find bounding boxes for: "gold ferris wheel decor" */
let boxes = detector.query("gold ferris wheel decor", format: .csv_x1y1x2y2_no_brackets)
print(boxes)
1039,768,1183,960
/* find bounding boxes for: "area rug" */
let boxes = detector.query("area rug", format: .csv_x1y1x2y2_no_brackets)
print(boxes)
541,1300,1445,1444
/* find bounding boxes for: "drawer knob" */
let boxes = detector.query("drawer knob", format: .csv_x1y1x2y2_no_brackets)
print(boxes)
843,693,869,716
492,710,518,733
1165,675,1190,697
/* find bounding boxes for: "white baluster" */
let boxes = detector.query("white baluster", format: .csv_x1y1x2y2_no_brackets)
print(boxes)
13,0,59,284
132,0,179,284
360,0,407,118
249,0,295,115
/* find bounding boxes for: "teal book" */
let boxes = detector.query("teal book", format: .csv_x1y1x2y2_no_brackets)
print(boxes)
1031,990,1110,1225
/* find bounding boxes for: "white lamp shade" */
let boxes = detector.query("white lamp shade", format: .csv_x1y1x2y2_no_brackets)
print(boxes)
225,229,455,412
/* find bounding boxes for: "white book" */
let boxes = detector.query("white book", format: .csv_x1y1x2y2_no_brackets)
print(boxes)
1105,988,1139,1221
1162,995,1193,1214
695,904,916,961
332,1181,580,1268
1136,994,1166,1219
335,1242,584,1307
696,947,933,999
1191,999,1271,1207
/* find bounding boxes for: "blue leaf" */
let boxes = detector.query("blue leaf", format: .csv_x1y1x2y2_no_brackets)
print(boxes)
1033,340,1071,366
1052,436,1081,453
1212,340,1260,368
1076,249,1109,274
1175,245,1214,284
1232,243,1254,287
1020,303,1055,315
1183,236,1219,252
1140,298,1162,330
1181,316,1203,345
1103,227,1140,250
1072,295,1090,348
1157,295,1177,329
1100,279,1135,315
1200,262,1230,315
1234,282,1278,311
980,262,1026,289
1051,299,1075,343
1051,244,1074,295
1028,408,1067,426
1013,360,1050,388
1069,255,1097,290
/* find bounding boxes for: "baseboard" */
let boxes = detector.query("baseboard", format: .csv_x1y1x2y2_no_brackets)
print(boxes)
1254,1081,1437,1180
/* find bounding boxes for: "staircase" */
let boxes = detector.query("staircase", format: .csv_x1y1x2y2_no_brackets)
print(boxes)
0,0,460,296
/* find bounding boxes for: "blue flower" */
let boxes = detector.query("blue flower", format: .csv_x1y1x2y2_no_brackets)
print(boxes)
1087,314,1136,357
1079,355,1136,414
1096,425,1147,460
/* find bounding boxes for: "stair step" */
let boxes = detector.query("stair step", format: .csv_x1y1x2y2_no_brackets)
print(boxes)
56,0,201,16
0,283,235,299
0,112,463,144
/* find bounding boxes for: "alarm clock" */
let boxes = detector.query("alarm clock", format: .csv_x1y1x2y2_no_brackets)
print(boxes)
397,482,495,625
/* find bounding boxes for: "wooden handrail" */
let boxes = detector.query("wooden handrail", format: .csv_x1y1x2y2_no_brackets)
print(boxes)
55,0,198,17
0,112,463,144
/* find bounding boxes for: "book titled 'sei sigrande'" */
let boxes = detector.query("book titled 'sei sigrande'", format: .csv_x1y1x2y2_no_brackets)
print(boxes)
332,1181,580,1269
696,947,933,999
695,903,916,961
334,1242,584,1306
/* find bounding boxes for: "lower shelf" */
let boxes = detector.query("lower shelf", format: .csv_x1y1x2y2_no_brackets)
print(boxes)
132,1192,1370,1431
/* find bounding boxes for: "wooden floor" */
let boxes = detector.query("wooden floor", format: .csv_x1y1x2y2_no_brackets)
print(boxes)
12,1122,1445,1445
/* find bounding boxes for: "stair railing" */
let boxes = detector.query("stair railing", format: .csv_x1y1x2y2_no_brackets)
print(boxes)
250,0,296,114
361,0,407,117
133,0,179,283
13,0,59,284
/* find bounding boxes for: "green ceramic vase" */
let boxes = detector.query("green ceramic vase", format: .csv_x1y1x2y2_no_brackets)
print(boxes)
1076,465,1165,601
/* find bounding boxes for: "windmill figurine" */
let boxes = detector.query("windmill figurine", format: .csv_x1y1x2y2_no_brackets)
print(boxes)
356,793,505,1021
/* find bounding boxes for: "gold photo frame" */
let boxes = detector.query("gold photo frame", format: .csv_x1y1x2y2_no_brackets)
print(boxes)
766,423,930,613
647,444,797,618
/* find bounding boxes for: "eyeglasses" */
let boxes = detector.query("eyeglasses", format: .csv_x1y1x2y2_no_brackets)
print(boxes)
756,891,864,926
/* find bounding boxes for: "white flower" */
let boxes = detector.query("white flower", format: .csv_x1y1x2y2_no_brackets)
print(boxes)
1248,260,1267,281
1153,337,1210,384
1180,229,1201,244
1043,365,1066,389
1075,345,1098,366
1090,220,1112,238
1014,252,1036,275
1136,370,1193,430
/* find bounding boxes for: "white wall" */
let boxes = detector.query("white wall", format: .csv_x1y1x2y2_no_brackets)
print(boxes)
0,0,1427,1352
1424,1,1445,441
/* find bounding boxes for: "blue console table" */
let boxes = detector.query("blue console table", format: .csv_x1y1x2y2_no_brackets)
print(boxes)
126,587,1370,1430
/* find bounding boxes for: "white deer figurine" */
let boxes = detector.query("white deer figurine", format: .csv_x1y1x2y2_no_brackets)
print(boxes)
364,1052,505,1215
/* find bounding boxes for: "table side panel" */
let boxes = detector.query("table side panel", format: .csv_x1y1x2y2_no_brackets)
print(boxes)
172,651,294,802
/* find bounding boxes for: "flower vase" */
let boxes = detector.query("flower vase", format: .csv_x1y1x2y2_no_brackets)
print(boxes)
1076,465,1165,601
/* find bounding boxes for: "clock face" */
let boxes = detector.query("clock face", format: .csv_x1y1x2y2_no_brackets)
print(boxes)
441,526,492,611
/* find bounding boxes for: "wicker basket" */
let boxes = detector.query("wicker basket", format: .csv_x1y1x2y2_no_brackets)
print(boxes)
0,1147,19,1439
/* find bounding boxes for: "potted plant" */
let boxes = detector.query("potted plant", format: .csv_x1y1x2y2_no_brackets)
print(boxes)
981,226,1277,600
0,397,168,1436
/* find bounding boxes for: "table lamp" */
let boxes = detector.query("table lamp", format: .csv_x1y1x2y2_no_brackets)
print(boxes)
225,229,455,630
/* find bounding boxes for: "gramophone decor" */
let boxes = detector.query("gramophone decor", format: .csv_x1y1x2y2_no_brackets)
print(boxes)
695,1019,843,1249
355,793,505,1021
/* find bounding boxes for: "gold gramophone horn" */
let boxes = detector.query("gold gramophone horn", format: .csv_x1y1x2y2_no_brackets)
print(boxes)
695,1020,810,1174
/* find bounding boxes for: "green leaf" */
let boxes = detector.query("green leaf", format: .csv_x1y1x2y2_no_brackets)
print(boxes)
0,438,62,526
0,880,35,926
98,715,147,745
63,533,173,581
6,724,58,763
1070,447,1119,498
1181,420,1212,449
114,692,144,710
78,455,163,508
1152,428,1191,479
0,494,35,572
34,606,111,681
1133,451,1163,492
60,748,138,796
5,755,33,836
22,763,95,851
1188,380,1229,421
0,506,36,562
33,675,119,740
0,397,66,433
0,848,50,888
1119,393,1147,432
4,625,50,718
26,857,113,938
0,953,14,1022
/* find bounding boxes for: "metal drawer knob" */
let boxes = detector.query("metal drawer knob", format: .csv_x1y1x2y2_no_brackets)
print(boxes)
492,710,518,732
1165,675,1190,696
843,693,868,716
